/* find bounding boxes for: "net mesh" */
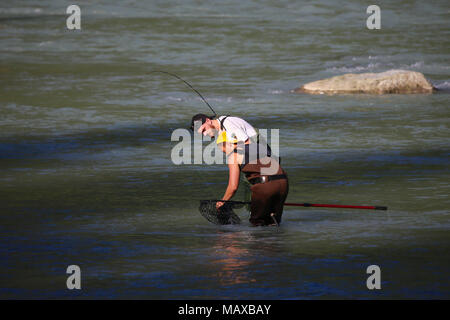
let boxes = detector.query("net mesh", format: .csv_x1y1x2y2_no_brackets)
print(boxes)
199,200,241,225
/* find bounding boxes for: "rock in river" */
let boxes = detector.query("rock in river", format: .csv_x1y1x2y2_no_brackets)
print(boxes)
295,70,435,94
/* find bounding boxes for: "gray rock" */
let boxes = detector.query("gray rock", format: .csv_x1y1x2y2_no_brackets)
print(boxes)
295,70,435,94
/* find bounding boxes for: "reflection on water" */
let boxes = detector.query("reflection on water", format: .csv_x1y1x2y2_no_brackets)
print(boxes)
211,231,257,285
210,229,288,287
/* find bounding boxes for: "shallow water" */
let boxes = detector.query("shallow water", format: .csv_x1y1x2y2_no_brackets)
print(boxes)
0,0,449,299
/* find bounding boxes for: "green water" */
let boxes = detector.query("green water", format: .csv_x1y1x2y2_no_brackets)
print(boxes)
0,1,449,299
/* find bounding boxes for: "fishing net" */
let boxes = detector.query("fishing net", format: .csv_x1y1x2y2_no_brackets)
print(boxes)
199,173,252,225
199,200,242,225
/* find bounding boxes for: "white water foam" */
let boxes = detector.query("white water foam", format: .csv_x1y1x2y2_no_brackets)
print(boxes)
434,81,450,91
327,63,380,73
268,89,284,94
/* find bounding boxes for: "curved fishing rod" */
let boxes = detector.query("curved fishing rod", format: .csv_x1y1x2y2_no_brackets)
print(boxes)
149,70,217,118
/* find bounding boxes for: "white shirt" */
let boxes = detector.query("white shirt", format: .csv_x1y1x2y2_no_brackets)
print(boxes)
217,116,257,142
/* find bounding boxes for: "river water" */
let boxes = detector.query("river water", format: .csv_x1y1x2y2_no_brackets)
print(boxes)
0,1,449,299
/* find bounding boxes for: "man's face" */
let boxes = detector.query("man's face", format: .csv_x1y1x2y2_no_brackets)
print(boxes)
197,119,216,137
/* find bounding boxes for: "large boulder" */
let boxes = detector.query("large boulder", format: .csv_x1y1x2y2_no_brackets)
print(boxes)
295,70,435,94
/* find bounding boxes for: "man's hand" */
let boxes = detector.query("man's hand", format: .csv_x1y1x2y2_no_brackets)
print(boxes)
216,201,225,210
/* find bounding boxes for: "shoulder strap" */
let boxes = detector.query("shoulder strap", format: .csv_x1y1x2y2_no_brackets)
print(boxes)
219,115,231,131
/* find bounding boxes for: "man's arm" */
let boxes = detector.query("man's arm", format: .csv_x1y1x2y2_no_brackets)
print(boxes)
223,162,240,201
216,158,241,209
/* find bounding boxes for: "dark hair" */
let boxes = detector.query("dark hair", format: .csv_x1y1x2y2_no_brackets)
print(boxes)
190,113,211,131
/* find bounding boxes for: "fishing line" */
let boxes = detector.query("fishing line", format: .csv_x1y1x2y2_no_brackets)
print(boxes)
149,70,217,118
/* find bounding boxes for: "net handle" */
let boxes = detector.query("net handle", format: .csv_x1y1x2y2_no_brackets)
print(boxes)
203,200,250,205
201,200,387,211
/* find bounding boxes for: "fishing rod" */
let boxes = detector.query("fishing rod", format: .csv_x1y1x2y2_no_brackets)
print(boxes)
149,70,217,118
204,199,388,211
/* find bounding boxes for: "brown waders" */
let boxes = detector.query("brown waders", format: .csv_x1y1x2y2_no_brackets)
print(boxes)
241,156,289,226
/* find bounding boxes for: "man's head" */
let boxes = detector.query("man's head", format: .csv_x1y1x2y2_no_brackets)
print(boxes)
190,113,216,137
190,114,210,131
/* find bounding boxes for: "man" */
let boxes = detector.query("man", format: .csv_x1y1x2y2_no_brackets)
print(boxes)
190,114,289,226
